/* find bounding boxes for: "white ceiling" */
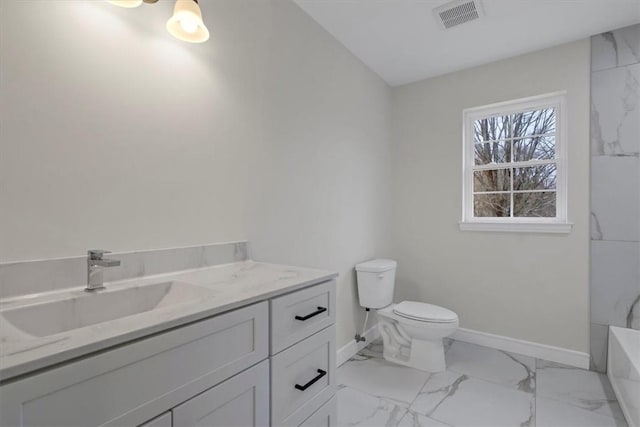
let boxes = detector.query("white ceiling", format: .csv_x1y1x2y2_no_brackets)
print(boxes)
294,0,640,86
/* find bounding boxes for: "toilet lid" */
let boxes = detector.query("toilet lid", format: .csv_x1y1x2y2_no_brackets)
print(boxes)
393,301,458,323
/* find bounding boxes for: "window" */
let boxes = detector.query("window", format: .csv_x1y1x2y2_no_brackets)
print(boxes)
460,92,572,233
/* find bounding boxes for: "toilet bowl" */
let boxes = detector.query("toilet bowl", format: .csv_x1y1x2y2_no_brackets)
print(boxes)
355,259,458,373
377,301,458,373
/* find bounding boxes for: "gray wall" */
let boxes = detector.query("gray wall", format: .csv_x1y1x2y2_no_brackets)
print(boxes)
589,23,640,372
390,40,592,353
0,0,392,350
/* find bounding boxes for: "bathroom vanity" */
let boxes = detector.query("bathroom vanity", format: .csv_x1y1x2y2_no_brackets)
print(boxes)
0,251,337,427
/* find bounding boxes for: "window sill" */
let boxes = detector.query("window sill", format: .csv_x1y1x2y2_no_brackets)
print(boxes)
458,221,573,234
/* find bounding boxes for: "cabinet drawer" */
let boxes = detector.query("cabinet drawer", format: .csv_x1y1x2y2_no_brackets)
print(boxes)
172,360,269,427
270,280,335,354
0,302,268,427
299,396,337,427
271,325,336,426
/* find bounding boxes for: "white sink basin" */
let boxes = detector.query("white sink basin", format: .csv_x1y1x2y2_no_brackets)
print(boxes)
1,281,212,338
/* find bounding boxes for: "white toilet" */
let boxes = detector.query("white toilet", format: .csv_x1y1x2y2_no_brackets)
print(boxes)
355,259,458,373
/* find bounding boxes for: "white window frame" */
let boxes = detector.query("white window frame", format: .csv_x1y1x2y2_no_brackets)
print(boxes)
459,91,572,233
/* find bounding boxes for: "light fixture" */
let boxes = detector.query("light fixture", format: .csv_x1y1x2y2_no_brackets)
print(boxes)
106,0,209,43
107,0,143,8
166,0,210,43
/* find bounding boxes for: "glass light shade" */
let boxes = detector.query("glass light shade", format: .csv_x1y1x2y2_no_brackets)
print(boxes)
107,0,143,8
166,0,209,43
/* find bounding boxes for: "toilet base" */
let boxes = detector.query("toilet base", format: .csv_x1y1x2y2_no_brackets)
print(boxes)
382,338,446,373
377,317,449,373
408,338,446,372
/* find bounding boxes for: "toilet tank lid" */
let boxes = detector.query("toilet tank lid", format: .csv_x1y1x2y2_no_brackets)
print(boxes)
355,259,397,273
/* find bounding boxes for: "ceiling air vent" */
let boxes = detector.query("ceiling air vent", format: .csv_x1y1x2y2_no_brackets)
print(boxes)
433,0,483,30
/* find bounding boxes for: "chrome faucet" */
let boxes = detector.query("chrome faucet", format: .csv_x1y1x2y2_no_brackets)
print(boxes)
87,250,121,291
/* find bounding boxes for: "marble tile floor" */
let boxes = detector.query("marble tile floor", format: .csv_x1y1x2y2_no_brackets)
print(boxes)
336,339,628,427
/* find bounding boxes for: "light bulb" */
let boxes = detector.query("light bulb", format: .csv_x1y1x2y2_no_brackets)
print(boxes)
180,19,198,34
166,0,209,43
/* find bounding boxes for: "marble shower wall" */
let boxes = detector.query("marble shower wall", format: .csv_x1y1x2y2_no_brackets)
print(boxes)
589,23,640,372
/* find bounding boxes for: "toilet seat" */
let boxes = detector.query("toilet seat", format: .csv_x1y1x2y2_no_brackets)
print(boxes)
393,301,458,323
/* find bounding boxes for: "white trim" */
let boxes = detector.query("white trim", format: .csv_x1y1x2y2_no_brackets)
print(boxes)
338,323,589,369
462,91,568,115
452,327,590,369
461,91,570,231
607,373,637,427
459,221,573,233
607,326,639,427
471,158,557,171
336,325,380,367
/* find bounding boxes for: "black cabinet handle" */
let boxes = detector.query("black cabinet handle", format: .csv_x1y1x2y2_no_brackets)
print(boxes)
295,306,327,321
295,369,327,391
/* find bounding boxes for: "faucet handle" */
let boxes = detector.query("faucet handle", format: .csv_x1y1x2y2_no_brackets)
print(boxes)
88,250,112,260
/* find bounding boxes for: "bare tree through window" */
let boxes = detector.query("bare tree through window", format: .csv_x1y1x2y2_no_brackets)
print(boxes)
472,108,557,217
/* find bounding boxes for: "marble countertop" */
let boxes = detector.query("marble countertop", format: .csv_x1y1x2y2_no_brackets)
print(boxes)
0,261,337,382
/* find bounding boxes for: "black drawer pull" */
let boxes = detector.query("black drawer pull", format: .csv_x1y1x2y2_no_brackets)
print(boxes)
295,369,327,391
295,306,327,321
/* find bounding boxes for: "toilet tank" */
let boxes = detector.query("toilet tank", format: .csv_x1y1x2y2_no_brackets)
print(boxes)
355,259,397,309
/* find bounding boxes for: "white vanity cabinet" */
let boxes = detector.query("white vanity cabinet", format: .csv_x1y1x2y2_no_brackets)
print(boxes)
0,302,269,427
0,279,337,427
270,280,337,426
299,396,337,427
270,280,336,354
172,360,270,427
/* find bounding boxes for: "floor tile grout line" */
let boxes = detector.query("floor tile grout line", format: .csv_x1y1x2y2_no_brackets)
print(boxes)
452,339,604,376
444,365,536,396
534,393,626,421
345,348,439,411
406,372,434,407
407,406,454,426
533,352,626,422
449,339,540,369
449,339,539,363
534,378,537,426
356,343,537,396
395,410,409,426
337,383,414,409
345,343,625,426
420,411,456,427
349,342,538,418
399,373,443,423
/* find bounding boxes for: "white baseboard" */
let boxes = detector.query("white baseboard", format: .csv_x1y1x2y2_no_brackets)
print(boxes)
452,327,590,369
336,325,380,367
336,324,590,369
